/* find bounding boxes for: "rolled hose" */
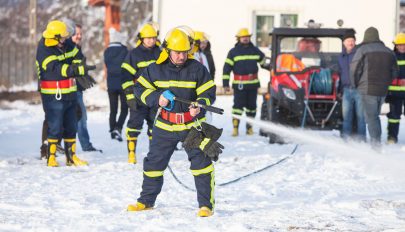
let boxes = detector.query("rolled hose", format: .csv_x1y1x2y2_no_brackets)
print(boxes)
310,68,333,95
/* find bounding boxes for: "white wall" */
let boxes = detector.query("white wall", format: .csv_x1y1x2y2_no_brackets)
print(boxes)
153,0,399,87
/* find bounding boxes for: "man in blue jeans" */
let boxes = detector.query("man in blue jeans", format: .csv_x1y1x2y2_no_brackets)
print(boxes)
338,31,366,141
351,27,398,147
72,23,101,152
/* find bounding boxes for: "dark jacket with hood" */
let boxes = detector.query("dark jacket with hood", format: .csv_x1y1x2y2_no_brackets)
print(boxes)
104,42,128,91
350,27,398,96
202,41,216,79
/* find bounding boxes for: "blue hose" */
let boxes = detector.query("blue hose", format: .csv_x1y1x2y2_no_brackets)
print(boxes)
310,68,332,95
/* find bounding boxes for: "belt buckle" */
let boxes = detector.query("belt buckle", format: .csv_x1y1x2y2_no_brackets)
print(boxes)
175,113,184,124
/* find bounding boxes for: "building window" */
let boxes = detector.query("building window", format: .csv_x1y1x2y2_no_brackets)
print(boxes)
255,15,274,48
280,14,298,27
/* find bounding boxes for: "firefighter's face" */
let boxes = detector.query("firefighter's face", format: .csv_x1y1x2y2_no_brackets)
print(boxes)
169,50,188,65
343,38,356,53
143,37,157,48
239,36,250,44
199,40,208,50
396,44,405,53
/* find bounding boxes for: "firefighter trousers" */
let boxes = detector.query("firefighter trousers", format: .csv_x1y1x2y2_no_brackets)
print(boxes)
137,126,215,209
387,98,405,140
232,88,258,117
126,104,156,139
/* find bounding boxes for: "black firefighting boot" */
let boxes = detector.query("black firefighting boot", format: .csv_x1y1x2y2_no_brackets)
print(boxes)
246,123,254,135
232,118,240,137
46,139,59,167
64,139,88,166
127,138,137,164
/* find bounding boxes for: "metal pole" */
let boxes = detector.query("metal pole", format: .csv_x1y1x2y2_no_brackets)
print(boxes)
29,0,37,82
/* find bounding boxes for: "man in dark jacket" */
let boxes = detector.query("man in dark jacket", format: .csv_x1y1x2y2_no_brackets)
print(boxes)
223,28,265,136
350,27,398,146
338,31,366,141
104,28,128,141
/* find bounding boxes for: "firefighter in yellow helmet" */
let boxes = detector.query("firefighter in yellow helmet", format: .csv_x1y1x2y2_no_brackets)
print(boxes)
36,20,95,167
127,27,221,217
121,22,161,164
222,28,265,136
386,33,405,144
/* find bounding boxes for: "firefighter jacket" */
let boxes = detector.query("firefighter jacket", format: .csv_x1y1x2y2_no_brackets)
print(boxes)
121,44,161,92
388,51,405,98
104,42,128,91
134,59,216,132
36,38,84,101
222,42,265,90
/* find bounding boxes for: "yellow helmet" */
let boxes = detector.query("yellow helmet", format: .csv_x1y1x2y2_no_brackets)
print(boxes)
43,20,69,47
165,28,191,52
236,28,251,37
139,23,158,38
394,33,405,45
194,31,207,42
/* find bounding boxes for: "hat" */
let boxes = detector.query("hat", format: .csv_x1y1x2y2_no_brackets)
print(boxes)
362,27,380,43
343,29,356,41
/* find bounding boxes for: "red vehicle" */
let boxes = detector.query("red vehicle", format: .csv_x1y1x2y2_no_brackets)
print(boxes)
260,27,355,143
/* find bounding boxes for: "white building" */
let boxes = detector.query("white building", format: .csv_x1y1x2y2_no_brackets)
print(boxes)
153,0,400,87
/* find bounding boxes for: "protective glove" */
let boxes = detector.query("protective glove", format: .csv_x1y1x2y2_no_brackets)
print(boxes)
124,85,137,110
203,141,224,162
76,74,97,90
183,127,204,150
162,90,175,111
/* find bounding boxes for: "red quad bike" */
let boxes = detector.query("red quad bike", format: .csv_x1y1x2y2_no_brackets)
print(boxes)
259,27,355,143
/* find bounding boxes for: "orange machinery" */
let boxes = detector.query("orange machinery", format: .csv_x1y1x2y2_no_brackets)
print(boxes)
88,0,121,47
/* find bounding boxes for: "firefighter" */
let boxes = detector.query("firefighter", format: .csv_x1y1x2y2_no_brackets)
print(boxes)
36,20,95,167
223,28,265,136
127,27,220,217
121,23,161,164
387,33,405,144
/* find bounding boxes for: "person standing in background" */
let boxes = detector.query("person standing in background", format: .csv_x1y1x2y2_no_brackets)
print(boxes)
338,30,366,141
199,33,216,80
350,27,397,148
104,28,129,142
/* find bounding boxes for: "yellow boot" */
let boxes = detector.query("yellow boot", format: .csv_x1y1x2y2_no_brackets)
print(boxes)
197,206,213,217
47,139,59,167
127,202,152,211
246,124,254,135
232,118,240,137
127,139,137,164
65,139,88,166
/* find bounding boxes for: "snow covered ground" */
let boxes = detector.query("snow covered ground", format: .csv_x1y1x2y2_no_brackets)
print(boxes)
1,88,405,232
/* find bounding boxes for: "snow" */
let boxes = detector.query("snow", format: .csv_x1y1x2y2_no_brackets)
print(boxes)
1,88,405,231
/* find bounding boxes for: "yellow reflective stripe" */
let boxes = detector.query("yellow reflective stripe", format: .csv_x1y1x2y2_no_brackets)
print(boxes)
191,164,214,176
232,108,243,114
64,47,79,59
222,75,230,80
234,55,260,62
72,59,82,63
122,81,134,90
78,65,85,75
61,64,69,77
144,170,164,178
388,86,405,91
40,86,77,94
126,94,135,100
244,108,256,113
197,97,211,106
42,55,58,70
36,61,41,79
138,76,157,90
196,80,215,95
154,80,197,88
47,138,59,143
388,118,400,123
122,62,137,75
137,60,156,68
225,58,234,66
155,117,206,132
64,138,76,142
141,89,154,104
210,168,215,208
397,60,405,66
232,79,260,84
199,138,211,150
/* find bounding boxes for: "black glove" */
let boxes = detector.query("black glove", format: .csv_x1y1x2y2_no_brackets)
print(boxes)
76,75,97,90
124,85,137,110
183,122,224,161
